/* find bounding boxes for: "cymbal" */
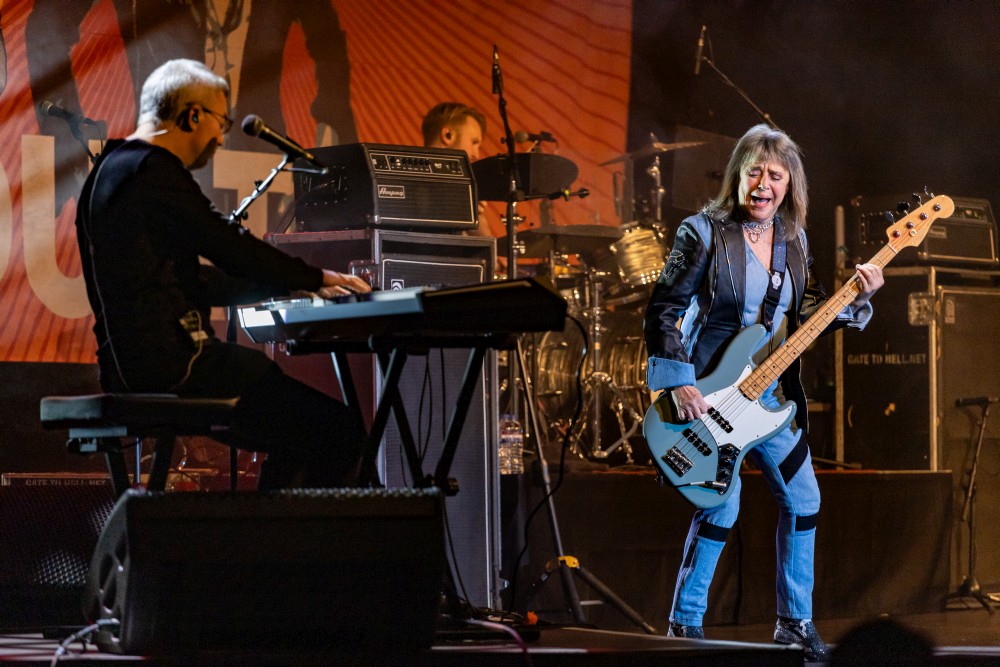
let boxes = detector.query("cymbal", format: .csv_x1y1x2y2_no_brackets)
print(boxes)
497,224,623,263
496,230,554,259
473,153,579,202
599,140,706,166
533,224,623,240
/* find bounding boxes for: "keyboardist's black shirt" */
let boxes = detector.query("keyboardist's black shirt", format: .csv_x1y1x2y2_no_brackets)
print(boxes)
76,138,323,392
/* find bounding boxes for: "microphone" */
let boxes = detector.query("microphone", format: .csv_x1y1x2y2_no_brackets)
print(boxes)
492,45,502,94
513,130,556,143
241,115,328,173
956,396,1000,408
694,24,706,75
39,100,99,126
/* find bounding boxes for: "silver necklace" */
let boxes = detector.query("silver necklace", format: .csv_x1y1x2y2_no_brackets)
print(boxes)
742,218,774,243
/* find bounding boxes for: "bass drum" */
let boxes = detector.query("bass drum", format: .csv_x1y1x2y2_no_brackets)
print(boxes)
534,313,649,427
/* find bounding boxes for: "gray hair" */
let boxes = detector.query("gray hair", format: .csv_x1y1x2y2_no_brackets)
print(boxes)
137,59,229,127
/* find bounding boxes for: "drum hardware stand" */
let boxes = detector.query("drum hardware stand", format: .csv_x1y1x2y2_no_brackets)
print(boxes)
567,268,640,463
647,148,665,224
585,372,642,462
946,396,1000,613
514,339,656,634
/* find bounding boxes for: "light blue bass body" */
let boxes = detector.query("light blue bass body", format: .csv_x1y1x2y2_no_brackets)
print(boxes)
642,324,796,509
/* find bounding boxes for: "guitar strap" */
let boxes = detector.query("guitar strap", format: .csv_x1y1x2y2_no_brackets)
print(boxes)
761,217,787,332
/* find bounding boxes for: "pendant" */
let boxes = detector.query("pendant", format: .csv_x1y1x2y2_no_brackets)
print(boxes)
747,230,761,243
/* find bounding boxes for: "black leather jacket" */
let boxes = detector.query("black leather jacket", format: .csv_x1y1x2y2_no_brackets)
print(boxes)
76,139,323,391
644,212,870,432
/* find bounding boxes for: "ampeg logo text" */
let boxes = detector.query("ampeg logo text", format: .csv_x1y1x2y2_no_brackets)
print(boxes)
378,184,406,199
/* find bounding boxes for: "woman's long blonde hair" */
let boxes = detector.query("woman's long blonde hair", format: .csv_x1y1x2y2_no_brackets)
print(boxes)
703,123,808,237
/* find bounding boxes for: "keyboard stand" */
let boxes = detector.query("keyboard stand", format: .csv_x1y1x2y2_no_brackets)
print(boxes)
293,333,513,493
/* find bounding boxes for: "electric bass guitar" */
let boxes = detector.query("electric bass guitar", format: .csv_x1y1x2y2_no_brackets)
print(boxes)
643,195,955,509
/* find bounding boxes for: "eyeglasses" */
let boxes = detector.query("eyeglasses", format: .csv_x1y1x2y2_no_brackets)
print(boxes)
188,103,233,134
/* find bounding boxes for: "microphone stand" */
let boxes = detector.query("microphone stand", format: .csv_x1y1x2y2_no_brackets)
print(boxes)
228,156,294,229
224,157,326,341
491,45,526,424
225,155,290,347
490,47,653,634
493,46,521,282
947,398,1000,612
697,30,782,131
51,113,107,165
226,153,323,336
222,156,328,492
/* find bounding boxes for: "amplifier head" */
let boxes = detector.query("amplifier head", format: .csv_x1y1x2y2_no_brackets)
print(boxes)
848,195,998,268
293,144,478,233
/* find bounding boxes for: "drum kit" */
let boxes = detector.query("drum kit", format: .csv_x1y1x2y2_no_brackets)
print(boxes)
474,137,703,465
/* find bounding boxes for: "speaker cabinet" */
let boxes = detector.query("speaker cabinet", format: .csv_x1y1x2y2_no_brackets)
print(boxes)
265,229,501,608
841,266,1000,584
86,488,445,656
0,482,114,629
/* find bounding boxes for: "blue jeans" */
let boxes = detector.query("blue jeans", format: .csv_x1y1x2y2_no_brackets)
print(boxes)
669,392,820,626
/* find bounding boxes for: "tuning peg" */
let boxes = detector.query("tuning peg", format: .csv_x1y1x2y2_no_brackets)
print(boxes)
895,201,911,215
911,192,922,206
883,211,895,224
923,185,934,198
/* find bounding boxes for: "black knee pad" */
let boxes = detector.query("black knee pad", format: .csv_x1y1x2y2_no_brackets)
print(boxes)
697,522,731,542
682,523,731,569
795,512,819,532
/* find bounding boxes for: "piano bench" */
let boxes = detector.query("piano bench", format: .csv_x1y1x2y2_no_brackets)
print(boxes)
40,393,239,498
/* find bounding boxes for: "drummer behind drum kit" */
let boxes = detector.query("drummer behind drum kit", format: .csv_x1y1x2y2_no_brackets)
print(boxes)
474,138,704,465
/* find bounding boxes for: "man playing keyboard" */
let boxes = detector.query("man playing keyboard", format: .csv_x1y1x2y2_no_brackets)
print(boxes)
75,59,371,489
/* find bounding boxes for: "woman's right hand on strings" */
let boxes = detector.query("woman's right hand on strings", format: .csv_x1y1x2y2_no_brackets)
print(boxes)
672,385,711,422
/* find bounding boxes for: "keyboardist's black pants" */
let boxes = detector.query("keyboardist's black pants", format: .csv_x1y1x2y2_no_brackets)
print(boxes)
171,342,366,489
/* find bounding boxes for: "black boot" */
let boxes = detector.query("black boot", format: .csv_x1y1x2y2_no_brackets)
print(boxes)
774,617,831,662
667,622,705,639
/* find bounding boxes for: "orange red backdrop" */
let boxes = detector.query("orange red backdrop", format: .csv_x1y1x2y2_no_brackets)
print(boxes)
0,0,631,364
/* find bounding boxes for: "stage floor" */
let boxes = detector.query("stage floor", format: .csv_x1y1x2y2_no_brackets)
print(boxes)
1,609,998,665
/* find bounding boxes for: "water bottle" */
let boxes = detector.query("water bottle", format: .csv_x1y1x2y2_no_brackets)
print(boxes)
498,414,524,475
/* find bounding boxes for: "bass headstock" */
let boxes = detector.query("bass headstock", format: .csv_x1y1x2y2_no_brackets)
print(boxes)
883,193,954,251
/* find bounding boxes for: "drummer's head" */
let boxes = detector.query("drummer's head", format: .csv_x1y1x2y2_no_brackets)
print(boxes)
422,102,486,161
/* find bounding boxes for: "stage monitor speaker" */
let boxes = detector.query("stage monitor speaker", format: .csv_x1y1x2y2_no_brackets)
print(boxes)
0,481,114,630
265,229,501,609
85,488,445,657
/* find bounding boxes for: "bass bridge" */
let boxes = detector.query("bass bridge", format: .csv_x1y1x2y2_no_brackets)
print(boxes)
673,443,739,494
